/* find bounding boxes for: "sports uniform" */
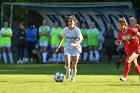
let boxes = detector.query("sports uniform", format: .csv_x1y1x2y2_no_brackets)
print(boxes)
117,27,140,79
62,26,83,56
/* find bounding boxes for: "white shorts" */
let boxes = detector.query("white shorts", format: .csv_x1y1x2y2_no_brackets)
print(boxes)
2,44,11,47
64,46,82,56
39,41,48,46
51,44,58,48
64,52,80,56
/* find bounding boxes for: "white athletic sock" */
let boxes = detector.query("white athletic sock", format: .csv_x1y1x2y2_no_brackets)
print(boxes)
57,53,61,63
94,50,100,61
3,52,7,63
71,69,77,80
8,52,13,63
83,52,88,61
42,52,47,62
90,51,94,61
52,53,57,62
65,65,70,71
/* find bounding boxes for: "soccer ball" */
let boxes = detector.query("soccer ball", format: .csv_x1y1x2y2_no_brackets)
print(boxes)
54,72,64,82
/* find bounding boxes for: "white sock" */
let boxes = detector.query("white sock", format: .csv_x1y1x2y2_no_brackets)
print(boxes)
3,52,7,63
65,65,70,71
42,52,47,62
52,53,57,62
57,53,61,62
71,69,77,80
94,50,100,61
8,52,13,63
90,51,94,61
83,52,88,61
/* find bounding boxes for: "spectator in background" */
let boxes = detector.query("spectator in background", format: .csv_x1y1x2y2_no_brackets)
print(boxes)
58,22,66,63
50,21,62,64
26,22,38,63
39,19,50,63
80,22,88,63
103,22,115,64
87,21,100,64
129,17,140,32
17,22,26,64
1,21,13,63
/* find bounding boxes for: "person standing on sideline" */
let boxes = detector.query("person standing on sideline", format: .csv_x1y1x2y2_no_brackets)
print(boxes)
1,21,13,63
50,21,62,64
17,22,26,64
87,21,100,64
26,22,38,63
115,17,140,81
55,15,83,82
80,22,88,63
39,19,50,63
103,22,115,64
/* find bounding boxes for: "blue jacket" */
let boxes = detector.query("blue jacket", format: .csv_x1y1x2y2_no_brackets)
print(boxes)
26,27,37,42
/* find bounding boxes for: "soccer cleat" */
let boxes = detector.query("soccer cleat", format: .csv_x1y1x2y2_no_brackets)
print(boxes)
65,69,71,79
120,76,127,81
116,62,121,70
71,78,75,82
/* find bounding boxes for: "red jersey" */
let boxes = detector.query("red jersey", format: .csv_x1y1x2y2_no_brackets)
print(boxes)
130,24,140,32
117,27,139,55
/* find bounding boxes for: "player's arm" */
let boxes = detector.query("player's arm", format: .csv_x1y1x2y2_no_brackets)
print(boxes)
71,36,83,47
115,40,121,46
135,32,140,38
55,36,64,53
1,32,12,37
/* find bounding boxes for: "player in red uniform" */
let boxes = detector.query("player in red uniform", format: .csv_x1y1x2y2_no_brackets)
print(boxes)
116,17,140,69
115,17,140,81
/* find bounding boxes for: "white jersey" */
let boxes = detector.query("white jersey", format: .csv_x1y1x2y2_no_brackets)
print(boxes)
62,26,83,55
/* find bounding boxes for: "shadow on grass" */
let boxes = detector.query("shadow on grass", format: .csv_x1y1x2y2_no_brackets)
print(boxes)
0,64,137,75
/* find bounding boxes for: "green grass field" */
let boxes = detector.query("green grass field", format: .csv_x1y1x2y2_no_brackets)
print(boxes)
0,63,140,93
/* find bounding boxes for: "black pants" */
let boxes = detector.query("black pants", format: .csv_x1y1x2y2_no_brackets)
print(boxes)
105,46,113,63
26,41,36,61
17,44,25,60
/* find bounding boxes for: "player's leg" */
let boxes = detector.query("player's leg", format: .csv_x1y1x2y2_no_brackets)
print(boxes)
94,46,100,64
116,56,127,69
83,44,88,64
40,42,48,63
51,45,57,64
64,54,71,79
89,46,94,63
7,44,13,63
2,45,7,63
120,51,139,81
71,54,79,82
133,58,140,75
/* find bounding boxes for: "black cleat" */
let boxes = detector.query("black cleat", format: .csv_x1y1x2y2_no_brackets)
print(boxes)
115,62,120,70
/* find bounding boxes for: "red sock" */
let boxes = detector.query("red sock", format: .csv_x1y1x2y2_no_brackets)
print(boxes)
123,62,131,77
134,65,140,75
119,56,127,63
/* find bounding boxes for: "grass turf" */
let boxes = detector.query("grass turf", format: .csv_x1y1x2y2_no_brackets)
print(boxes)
0,63,140,93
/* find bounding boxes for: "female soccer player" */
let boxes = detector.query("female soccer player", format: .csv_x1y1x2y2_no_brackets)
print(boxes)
116,17,140,69
115,17,140,81
55,15,83,82
1,21,13,63
39,19,50,63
